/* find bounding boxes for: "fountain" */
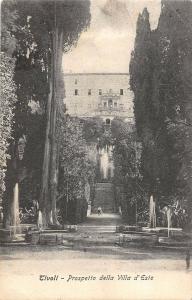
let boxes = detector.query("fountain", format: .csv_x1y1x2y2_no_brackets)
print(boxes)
99,146,114,180
37,210,43,230
149,195,156,228
12,183,20,235
100,147,108,179
0,182,21,242
7,182,22,240
167,207,172,237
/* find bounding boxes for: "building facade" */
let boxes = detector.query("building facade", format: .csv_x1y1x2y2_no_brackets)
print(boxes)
63,73,134,123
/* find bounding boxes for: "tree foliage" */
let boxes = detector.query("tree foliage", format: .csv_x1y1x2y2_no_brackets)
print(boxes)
1,0,91,227
111,119,146,224
82,117,105,143
0,53,17,201
58,117,96,223
130,1,192,228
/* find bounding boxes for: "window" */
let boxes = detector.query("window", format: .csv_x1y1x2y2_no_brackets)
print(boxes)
120,89,123,95
99,89,102,95
75,89,78,96
88,89,91,95
114,102,117,107
108,99,113,107
75,79,77,84
106,118,111,125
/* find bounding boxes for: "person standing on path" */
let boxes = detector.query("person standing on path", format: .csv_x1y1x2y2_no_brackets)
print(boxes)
97,207,102,215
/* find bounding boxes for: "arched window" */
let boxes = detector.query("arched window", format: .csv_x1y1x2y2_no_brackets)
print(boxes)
106,118,111,125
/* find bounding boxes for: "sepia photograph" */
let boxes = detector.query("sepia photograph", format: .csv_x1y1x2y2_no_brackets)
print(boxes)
0,0,192,299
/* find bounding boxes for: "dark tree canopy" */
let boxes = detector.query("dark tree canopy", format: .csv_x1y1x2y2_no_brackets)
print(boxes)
130,0,192,228
1,0,91,228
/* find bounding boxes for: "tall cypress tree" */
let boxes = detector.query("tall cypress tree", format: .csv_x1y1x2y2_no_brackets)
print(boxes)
130,1,192,228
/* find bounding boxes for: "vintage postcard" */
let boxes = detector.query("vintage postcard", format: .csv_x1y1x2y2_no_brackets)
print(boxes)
0,0,192,299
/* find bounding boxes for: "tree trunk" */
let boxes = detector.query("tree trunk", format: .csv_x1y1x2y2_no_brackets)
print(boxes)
39,44,53,228
50,29,64,225
39,26,64,228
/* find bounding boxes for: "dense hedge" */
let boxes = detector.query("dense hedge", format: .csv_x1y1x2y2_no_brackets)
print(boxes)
0,53,17,202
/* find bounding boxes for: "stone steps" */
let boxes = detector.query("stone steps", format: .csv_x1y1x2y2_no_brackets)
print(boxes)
93,182,116,213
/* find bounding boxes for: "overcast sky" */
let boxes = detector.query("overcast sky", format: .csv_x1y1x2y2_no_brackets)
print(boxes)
62,0,161,73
